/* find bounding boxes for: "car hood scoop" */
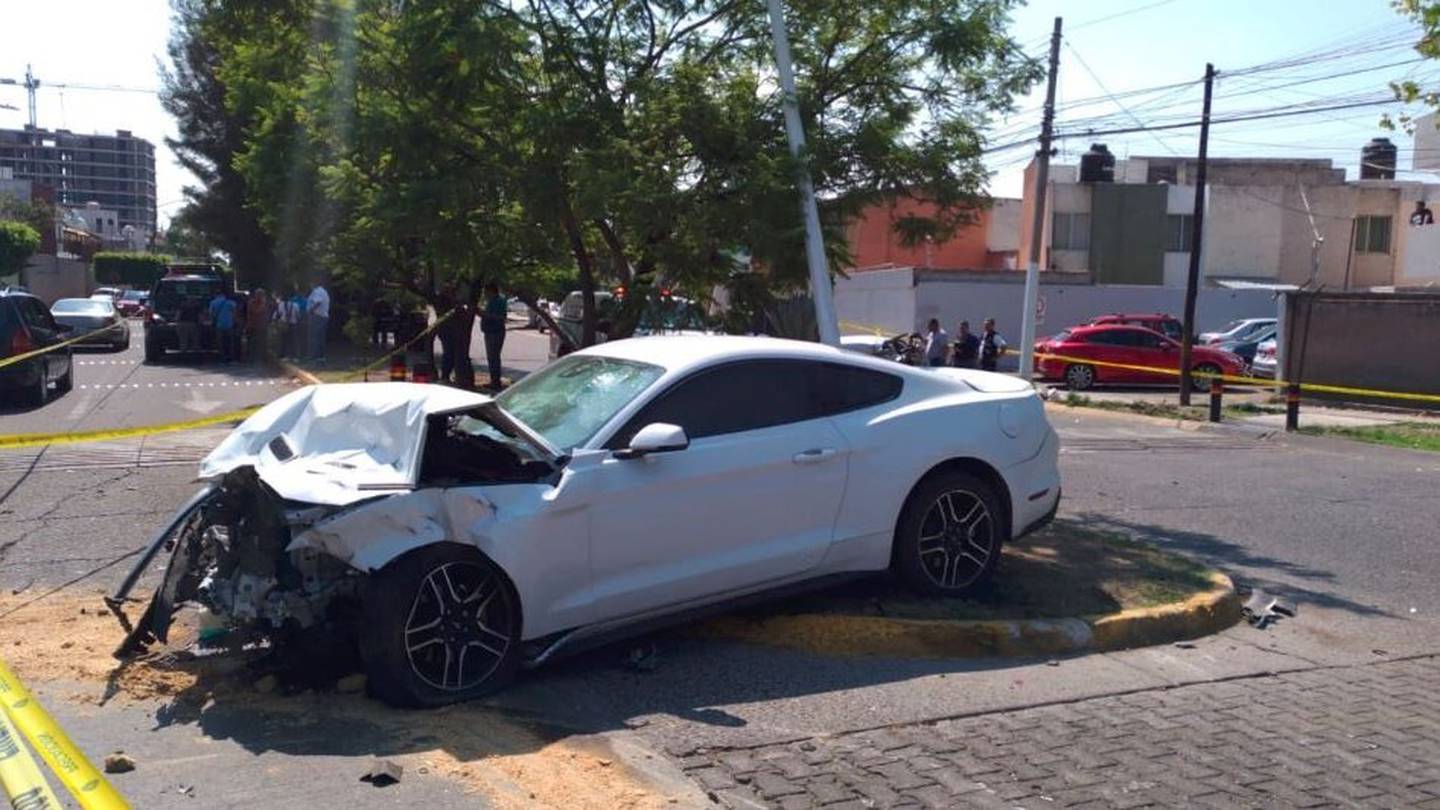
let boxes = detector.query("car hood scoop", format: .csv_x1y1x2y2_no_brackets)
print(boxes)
199,383,493,506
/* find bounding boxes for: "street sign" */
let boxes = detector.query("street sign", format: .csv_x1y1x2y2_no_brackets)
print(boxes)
1036,294,1047,326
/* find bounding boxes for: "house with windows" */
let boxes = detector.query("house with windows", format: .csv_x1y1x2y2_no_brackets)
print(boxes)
1018,146,1440,290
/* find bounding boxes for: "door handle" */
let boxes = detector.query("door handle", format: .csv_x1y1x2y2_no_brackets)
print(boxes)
792,448,838,465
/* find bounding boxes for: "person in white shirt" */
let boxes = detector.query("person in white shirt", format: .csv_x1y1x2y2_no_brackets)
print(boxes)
923,318,949,367
307,283,330,362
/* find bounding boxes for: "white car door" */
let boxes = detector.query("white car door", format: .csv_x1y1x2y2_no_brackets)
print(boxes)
578,360,850,621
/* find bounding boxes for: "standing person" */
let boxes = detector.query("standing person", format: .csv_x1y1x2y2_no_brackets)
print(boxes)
246,288,271,364
271,290,289,361
1411,200,1435,226
176,295,201,354
434,287,459,383
208,289,238,364
288,287,307,359
307,282,330,363
951,320,979,369
923,318,949,367
480,282,507,390
979,317,1007,372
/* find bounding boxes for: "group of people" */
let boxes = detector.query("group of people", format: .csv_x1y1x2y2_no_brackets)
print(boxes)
180,283,330,365
433,282,509,390
923,317,1008,370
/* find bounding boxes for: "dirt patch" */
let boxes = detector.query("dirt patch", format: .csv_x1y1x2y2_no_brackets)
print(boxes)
712,519,1215,623
0,592,690,808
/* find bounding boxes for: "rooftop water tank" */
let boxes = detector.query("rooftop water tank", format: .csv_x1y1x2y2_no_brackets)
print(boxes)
1360,137,1397,180
1079,143,1115,183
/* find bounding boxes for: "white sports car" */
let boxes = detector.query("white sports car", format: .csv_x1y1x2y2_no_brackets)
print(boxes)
112,336,1061,706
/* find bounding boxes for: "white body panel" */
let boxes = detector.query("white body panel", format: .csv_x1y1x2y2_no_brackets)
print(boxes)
258,336,1060,642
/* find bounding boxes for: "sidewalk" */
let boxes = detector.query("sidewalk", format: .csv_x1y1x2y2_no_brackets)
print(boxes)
1049,384,1431,429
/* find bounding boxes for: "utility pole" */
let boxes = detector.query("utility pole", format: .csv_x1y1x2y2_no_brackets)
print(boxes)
1019,17,1062,381
1178,62,1215,406
765,0,840,346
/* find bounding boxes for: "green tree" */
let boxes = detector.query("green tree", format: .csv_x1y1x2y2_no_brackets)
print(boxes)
0,221,41,279
162,206,219,260
1390,1,1440,129
228,0,1037,364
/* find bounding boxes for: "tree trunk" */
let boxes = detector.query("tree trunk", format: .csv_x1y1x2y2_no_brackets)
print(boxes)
451,304,476,389
558,197,598,346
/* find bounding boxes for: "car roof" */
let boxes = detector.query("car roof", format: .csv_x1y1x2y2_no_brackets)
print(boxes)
1071,323,1161,334
577,334,901,374
1090,312,1174,320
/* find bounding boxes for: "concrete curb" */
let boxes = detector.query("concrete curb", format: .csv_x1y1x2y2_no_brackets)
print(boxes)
278,359,323,386
700,572,1242,660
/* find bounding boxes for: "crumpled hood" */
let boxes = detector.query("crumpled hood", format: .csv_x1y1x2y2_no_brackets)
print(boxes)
200,383,492,506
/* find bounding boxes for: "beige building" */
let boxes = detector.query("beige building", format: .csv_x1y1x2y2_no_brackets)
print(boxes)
1019,147,1440,290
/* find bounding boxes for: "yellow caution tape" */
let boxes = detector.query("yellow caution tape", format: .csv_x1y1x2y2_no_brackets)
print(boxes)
0,323,127,371
0,657,129,810
0,407,260,451
344,308,457,382
0,709,61,810
1034,350,1440,404
840,318,1440,405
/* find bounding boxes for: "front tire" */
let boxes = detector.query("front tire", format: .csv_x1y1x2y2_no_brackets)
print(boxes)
1064,363,1096,391
358,544,522,707
25,366,48,407
893,470,1005,597
54,359,72,394
144,336,162,364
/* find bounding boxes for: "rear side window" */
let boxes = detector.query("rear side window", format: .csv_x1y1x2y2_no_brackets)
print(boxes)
812,363,902,416
20,298,53,328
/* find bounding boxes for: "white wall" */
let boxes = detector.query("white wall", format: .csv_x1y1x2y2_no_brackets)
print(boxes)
1399,222,1440,284
837,269,1281,341
834,266,916,333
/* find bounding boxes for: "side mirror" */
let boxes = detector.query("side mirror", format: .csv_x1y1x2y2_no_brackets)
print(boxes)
614,423,689,460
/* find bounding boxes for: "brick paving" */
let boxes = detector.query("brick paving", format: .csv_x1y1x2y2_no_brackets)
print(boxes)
679,657,1440,809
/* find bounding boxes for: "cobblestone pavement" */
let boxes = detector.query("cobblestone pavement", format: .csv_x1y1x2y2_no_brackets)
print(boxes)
679,656,1440,809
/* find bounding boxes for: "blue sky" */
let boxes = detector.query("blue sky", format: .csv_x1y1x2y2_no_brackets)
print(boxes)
989,0,1431,196
0,0,1429,223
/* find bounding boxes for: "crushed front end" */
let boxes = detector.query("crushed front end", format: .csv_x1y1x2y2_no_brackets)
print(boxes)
109,467,360,656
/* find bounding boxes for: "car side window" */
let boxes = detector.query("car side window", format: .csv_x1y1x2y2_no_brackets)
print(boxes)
608,360,816,448
1086,331,1121,346
21,299,52,329
1134,330,1165,348
812,363,903,416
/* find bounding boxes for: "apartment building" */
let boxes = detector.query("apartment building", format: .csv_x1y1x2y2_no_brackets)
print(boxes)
0,126,156,240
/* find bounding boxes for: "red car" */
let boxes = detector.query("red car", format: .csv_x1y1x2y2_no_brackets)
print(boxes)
1085,312,1183,341
1034,324,1245,390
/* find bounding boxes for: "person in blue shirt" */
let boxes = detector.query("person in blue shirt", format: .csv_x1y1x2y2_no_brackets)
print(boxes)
480,282,507,390
208,290,238,363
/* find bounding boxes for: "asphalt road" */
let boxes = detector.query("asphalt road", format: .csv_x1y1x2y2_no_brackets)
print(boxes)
1,316,298,435
0,335,1437,807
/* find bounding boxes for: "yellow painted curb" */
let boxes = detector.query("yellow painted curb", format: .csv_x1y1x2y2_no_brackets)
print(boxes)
700,572,1241,659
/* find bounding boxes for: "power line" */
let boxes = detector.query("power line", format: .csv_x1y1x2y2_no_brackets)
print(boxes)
1069,0,1186,32
1064,39,1181,156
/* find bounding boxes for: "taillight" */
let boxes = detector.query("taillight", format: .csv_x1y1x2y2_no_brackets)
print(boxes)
9,326,34,356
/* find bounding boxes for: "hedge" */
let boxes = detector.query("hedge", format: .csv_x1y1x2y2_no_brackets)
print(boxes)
93,252,172,288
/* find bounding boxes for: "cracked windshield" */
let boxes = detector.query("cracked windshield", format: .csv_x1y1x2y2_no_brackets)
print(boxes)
3,1,1440,808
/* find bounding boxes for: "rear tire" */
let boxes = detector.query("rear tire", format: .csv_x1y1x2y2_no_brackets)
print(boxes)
1191,362,1221,391
1064,363,1096,391
358,544,522,707
893,470,1006,597
144,336,162,364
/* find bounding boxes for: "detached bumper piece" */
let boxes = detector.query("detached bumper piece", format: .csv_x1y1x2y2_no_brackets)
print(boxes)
108,485,218,657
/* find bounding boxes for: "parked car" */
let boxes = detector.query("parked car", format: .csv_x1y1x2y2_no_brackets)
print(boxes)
1213,326,1277,370
1083,312,1184,341
548,289,713,358
1199,317,1276,345
1034,324,1245,390
0,287,73,406
91,286,125,303
143,273,228,362
114,336,1062,706
50,298,130,350
116,288,150,317
1250,338,1278,379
